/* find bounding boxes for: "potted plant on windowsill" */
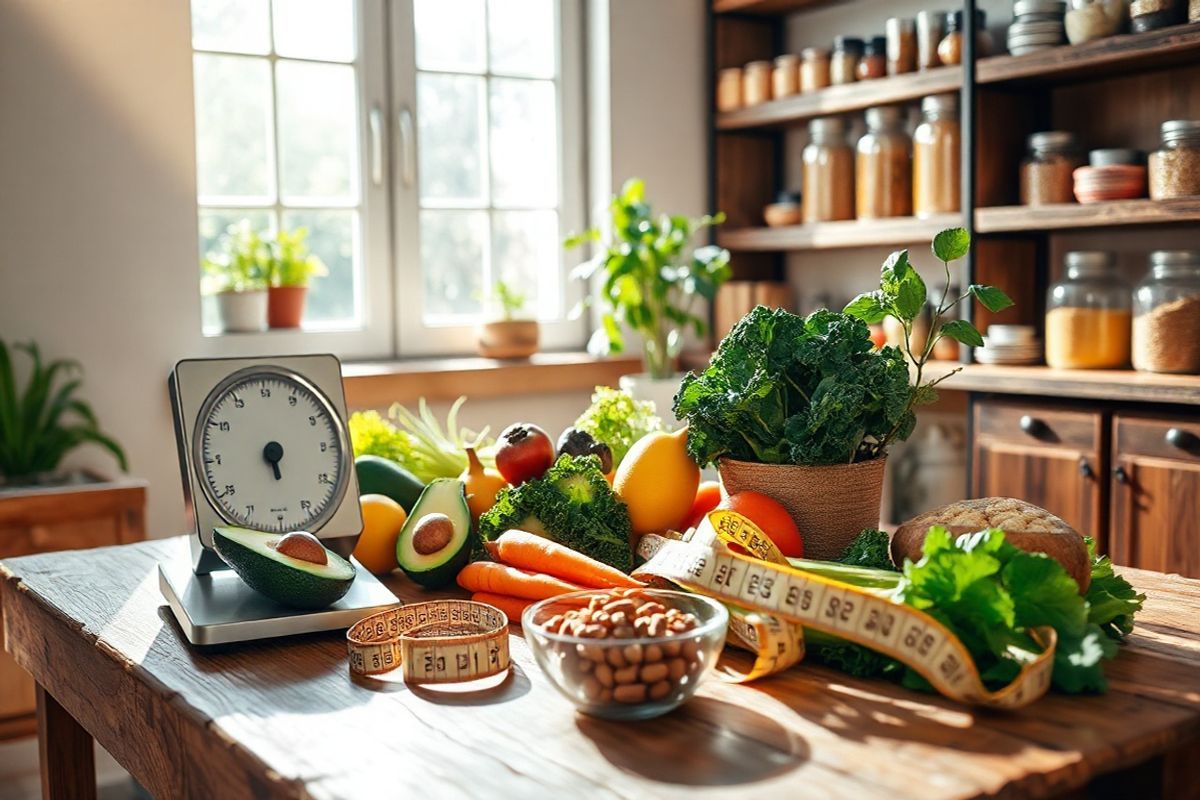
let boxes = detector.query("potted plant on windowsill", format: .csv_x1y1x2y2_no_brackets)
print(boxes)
268,226,327,329
476,279,539,359
565,178,731,425
673,228,1013,559
201,221,270,333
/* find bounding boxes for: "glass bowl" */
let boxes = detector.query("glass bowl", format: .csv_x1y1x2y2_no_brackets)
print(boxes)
523,589,728,721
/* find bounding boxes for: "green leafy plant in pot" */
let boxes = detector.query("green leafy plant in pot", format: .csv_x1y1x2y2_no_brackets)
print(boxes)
0,340,127,487
201,220,271,333
476,279,539,359
673,228,1013,559
267,227,327,329
565,178,732,424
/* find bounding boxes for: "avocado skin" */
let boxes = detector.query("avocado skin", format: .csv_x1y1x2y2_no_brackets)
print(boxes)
396,479,472,589
213,528,355,610
355,455,425,512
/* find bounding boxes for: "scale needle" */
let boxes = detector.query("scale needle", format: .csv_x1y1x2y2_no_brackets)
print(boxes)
262,441,284,481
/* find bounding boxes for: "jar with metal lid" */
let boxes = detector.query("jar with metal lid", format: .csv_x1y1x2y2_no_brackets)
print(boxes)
1149,120,1200,199
886,17,917,75
743,60,772,106
937,10,989,66
1132,251,1200,374
800,47,831,92
913,93,960,217
1130,0,1185,32
1020,131,1084,206
831,36,864,85
1045,251,1132,370
773,54,800,99
857,37,887,80
802,116,854,223
856,106,912,219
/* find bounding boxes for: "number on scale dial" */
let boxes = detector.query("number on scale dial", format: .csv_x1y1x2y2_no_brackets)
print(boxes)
198,373,344,533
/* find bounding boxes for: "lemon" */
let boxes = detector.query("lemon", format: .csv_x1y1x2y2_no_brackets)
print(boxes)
353,493,408,574
613,427,700,534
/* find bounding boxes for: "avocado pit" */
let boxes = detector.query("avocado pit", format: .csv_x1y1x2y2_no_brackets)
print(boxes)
273,531,328,565
412,513,454,555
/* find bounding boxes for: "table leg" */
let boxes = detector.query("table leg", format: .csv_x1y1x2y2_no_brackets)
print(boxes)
36,684,96,800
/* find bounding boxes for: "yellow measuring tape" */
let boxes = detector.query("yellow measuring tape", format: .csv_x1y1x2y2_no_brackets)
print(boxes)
634,510,1056,709
346,599,510,684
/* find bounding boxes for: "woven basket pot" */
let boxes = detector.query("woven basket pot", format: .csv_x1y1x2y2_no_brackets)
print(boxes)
718,457,887,560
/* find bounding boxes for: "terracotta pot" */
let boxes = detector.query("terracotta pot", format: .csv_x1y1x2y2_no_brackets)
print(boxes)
214,290,268,333
718,457,887,560
476,319,539,359
268,286,308,329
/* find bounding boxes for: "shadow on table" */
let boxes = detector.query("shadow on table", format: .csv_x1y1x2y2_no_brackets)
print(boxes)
575,696,806,786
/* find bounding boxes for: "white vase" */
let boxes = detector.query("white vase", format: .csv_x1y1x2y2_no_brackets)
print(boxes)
619,372,685,430
215,290,268,333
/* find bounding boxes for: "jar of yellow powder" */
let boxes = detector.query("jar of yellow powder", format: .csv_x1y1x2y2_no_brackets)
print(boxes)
1045,251,1132,369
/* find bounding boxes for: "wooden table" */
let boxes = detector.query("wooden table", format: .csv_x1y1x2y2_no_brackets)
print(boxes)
3,537,1200,799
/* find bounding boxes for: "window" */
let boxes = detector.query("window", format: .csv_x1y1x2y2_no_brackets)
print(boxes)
190,0,584,357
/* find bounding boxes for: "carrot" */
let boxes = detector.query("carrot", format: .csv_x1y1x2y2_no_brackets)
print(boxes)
471,592,532,625
456,561,584,600
483,539,501,560
493,530,645,589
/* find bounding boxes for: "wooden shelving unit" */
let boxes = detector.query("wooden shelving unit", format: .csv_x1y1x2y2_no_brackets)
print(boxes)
712,0,833,15
925,362,1200,406
975,198,1200,233
719,214,961,252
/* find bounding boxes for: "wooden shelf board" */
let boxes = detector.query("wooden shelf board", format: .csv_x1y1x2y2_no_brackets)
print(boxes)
975,198,1200,233
978,23,1200,85
716,66,961,130
928,362,1200,406
718,214,963,252
712,0,834,15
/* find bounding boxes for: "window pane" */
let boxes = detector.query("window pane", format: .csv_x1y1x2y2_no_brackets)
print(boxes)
276,60,359,203
282,209,359,326
191,0,270,54
490,79,557,208
487,0,555,78
199,209,276,332
421,210,486,320
418,74,487,205
272,0,356,62
414,0,485,73
492,210,560,319
194,54,274,201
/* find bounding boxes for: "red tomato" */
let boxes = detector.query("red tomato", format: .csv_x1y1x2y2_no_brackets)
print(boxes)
683,481,722,530
494,423,556,485
716,491,804,558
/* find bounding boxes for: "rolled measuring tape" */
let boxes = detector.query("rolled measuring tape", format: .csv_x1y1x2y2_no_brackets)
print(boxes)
347,599,511,684
634,510,1056,709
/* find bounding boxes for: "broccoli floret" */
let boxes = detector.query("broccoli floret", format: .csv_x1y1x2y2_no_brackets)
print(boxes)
838,528,897,571
478,454,633,572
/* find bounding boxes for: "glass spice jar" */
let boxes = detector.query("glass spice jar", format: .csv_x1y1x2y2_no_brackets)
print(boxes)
1130,0,1185,32
856,105,912,219
1020,131,1084,206
916,10,946,70
1045,251,1132,370
742,60,772,106
937,10,989,66
802,116,855,223
913,93,961,217
1192,0,1200,21
772,54,800,99
716,67,744,112
1132,251,1200,374
857,37,887,80
831,36,864,85
886,17,917,75
800,47,831,92
1149,120,1200,200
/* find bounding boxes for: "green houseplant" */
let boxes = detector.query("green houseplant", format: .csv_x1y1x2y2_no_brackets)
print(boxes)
674,228,1012,558
267,226,327,329
476,279,539,359
565,179,731,422
201,220,271,332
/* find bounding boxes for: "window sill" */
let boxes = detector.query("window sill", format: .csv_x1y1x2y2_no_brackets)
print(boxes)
341,352,643,409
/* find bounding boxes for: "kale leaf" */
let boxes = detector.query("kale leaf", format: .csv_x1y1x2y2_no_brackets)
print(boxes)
838,528,897,571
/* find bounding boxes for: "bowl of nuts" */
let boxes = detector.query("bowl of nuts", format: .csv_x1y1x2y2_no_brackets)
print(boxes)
522,588,729,720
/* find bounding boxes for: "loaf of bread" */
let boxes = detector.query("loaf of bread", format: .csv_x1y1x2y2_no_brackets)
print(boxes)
891,497,1090,592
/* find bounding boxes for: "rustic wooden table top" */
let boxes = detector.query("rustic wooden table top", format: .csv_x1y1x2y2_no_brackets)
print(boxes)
3,536,1200,800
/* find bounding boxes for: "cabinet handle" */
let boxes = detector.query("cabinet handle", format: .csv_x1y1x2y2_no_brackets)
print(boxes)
1165,427,1200,454
1113,466,1129,484
1019,415,1050,440
1078,458,1094,479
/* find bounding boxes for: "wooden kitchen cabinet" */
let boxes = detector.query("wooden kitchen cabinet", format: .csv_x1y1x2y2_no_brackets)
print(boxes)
1111,413,1200,578
971,399,1108,547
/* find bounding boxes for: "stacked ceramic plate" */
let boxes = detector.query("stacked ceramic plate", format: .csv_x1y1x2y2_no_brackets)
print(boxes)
1007,0,1067,55
1074,150,1147,203
975,325,1043,365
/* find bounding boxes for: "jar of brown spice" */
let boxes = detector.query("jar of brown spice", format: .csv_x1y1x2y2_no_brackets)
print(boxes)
1149,120,1200,200
800,47,831,92
1133,251,1200,374
831,36,864,85
1020,131,1084,206
802,116,855,222
856,105,912,219
857,37,887,80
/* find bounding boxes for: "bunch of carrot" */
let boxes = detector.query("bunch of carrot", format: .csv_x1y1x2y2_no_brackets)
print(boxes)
457,530,644,623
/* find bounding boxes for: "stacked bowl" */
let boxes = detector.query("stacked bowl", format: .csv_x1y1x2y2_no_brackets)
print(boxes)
1008,0,1067,55
1074,149,1147,203
976,325,1043,365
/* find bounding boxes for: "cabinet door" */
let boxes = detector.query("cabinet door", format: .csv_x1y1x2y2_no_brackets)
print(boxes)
1112,414,1200,577
971,400,1108,546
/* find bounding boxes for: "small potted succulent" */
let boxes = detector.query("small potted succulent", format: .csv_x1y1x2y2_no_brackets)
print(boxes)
565,178,731,424
201,221,270,333
476,279,539,359
267,227,327,329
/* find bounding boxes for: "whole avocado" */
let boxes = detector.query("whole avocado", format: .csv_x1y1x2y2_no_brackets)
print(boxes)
355,455,424,512
556,427,613,474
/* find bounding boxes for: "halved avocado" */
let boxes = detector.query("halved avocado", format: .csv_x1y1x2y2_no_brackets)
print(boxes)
395,478,472,589
213,527,356,610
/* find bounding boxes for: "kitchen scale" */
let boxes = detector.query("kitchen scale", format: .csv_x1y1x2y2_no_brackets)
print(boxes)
160,354,398,646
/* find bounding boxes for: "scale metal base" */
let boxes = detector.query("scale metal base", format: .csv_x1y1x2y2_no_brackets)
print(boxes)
160,558,399,646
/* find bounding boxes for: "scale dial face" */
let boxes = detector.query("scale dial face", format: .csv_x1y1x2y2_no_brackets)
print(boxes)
193,367,349,534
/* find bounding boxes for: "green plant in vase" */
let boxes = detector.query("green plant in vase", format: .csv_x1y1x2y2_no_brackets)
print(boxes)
201,220,271,332
267,226,327,329
476,279,539,359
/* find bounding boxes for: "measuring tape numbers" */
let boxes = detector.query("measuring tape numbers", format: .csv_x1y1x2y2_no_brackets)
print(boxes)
634,510,1056,709
347,599,511,684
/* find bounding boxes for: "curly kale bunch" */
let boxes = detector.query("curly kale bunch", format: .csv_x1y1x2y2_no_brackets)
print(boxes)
674,307,914,467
